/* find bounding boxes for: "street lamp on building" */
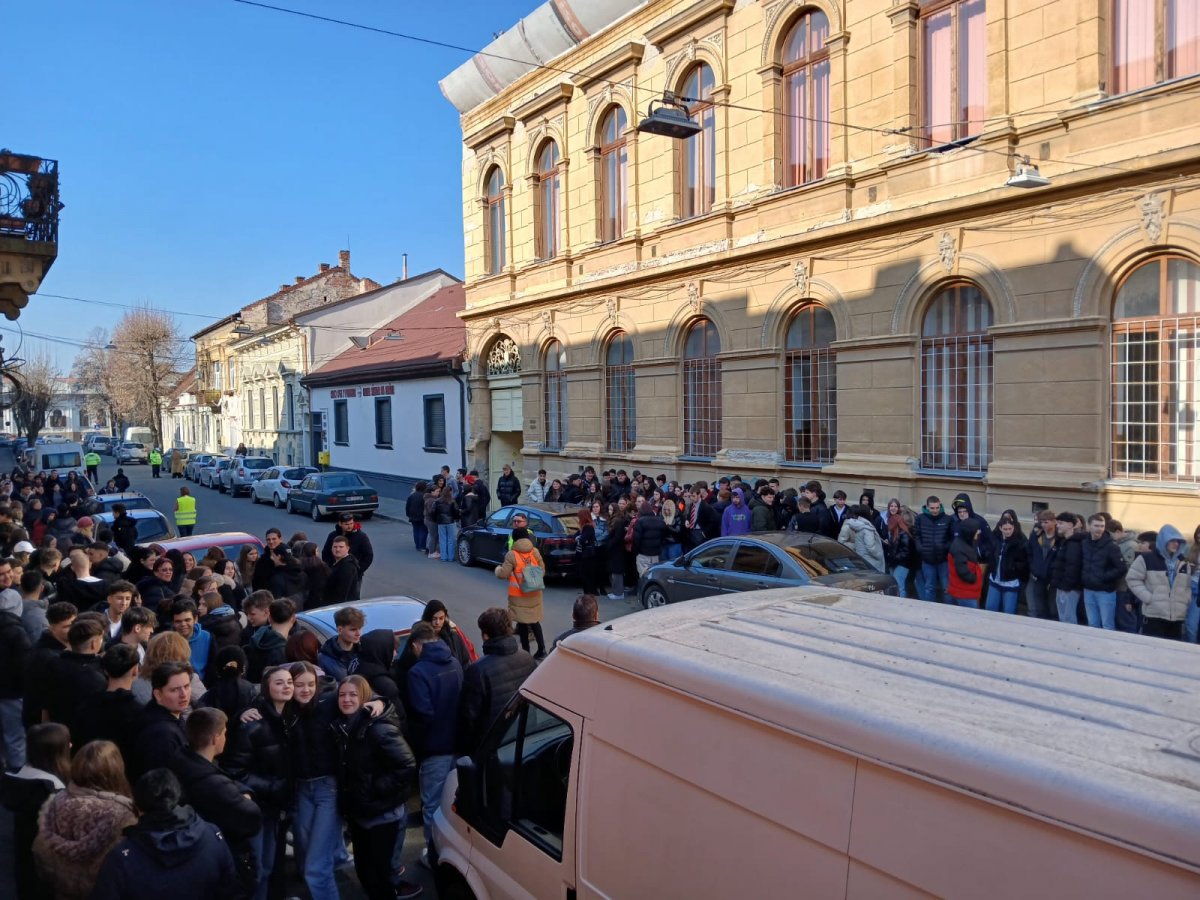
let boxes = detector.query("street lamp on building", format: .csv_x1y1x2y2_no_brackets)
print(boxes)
636,92,703,139
1006,155,1051,189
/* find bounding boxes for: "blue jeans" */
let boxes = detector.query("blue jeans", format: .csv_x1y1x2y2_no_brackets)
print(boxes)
1056,589,1080,625
1184,594,1200,644
438,523,457,561
1025,577,1055,619
661,543,683,561
951,596,980,608
420,754,456,848
0,698,25,771
919,561,948,602
985,583,1020,614
891,565,911,598
411,521,428,551
251,813,280,900
292,776,341,900
1083,589,1117,630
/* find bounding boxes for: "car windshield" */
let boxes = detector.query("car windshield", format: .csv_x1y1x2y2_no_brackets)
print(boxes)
41,451,82,468
216,460,231,470
781,542,875,576
554,514,581,535
134,517,170,540
243,458,272,469
321,473,367,489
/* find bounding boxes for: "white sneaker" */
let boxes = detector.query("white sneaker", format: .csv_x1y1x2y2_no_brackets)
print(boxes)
606,593,622,601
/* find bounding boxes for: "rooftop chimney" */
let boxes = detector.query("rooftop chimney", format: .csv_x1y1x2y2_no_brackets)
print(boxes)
319,263,330,273
338,250,350,269
294,276,304,284
402,253,409,280
280,284,290,292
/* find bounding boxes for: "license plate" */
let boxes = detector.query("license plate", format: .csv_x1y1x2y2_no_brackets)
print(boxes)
346,495,363,501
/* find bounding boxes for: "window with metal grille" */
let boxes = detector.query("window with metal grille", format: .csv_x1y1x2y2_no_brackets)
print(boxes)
484,166,506,275
1112,256,1200,481
333,399,349,446
284,383,294,430
1112,0,1199,95
535,141,561,261
920,284,993,472
259,388,267,429
599,108,628,243
424,394,446,451
605,332,636,451
680,65,716,218
782,10,830,187
272,386,280,429
683,319,722,458
919,0,986,148
785,304,837,463
374,397,393,448
246,392,254,431
544,340,568,451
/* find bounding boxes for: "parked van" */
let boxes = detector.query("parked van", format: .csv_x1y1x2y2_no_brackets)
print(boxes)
29,442,85,474
434,587,1200,899
123,426,153,446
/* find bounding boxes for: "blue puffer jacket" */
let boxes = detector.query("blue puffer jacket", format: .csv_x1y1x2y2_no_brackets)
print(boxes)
406,641,464,759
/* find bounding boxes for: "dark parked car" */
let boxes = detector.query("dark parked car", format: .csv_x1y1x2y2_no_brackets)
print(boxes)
294,596,476,661
286,471,379,521
83,491,154,516
456,502,581,576
638,532,898,609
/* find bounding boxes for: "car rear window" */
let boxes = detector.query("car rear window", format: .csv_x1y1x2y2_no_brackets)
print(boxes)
243,458,272,469
322,473,367,489
127,443,145,449
135,516,170,541
782,542,874,576
41,451,83,468
283,468,312,479
553,514,581,534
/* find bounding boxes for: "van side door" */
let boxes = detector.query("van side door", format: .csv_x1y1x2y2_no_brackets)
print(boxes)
457,696,582,900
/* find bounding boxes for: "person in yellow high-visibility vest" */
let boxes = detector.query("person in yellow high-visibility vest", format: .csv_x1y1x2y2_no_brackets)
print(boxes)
149,448,163,478
84,449,101,484
175,486,197,536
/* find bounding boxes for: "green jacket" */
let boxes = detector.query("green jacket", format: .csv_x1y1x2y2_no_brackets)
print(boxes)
149,450,162,465
84,452,101,466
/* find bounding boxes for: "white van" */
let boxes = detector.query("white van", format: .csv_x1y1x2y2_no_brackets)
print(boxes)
29,442,85,474
123,426,154,446
434,587,1200,899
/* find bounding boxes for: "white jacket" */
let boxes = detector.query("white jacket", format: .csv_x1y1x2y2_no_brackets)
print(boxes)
838,517,886,573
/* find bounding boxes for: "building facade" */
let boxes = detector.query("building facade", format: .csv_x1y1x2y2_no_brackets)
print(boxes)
162,368,199,449
442,0,1200,530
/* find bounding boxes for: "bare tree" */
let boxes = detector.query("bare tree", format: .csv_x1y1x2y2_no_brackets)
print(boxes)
7,347,61,443
108,308,186,450
71,328,119,436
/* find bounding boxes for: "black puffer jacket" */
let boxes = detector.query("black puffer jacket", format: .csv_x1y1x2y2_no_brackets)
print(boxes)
495,473,521,507
172,747,263,844
224,696,296,813
290,694,340,780
356,628,403,708
632,512,668,557
405,491,425,523
321,527,374,573
457,634,536,753
1079,531,1127,592
1050,533,1085,592
331,705,416,822
914,510,953,564
885,529,918,569
987,532,1030,583
0,608,30,699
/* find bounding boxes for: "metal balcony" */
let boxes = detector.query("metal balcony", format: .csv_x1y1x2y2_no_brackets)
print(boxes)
0,150,63,320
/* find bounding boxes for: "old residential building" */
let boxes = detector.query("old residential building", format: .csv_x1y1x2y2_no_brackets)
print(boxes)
441,0,1200,529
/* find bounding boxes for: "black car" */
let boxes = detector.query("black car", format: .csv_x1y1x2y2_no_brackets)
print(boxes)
286,471,379,521
456,502,581,576
638,532,898,608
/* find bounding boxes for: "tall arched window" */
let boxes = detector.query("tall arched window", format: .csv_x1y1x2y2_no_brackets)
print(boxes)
599,108,628,243
783,10,830,187
683,319,722,457
605,331,636,451
921,284,993,472
484,166,506,275
681,64,716,218
785,304,837,463
920,0,987,148
535,141,561,260
544,340,568,451
1112,256,1200,481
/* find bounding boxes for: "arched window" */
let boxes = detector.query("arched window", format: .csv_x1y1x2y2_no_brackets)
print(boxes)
599,108,628,242
605,331,636,451
683,319,722,458
782,10,830,187
921,284,993,472
681,64,716,218
544,340,568,451
535,141,561,260
1112,256,1200,481
920,0,987,148
484,166,506,274
785,304,837,463
1112,0,1200,95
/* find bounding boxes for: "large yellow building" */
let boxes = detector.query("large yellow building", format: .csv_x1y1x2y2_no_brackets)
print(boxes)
441,0,1200,529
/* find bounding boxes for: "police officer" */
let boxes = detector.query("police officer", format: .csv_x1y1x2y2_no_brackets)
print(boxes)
149,447,163,478
174,486,196,536
84,448,101,484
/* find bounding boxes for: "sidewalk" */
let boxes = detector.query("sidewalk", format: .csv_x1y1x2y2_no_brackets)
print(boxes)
374,494,407,523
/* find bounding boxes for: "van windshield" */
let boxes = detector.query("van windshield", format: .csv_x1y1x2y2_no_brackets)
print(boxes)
42,451,82,468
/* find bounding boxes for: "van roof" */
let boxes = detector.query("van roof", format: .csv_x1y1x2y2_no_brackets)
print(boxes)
554,588,1200,870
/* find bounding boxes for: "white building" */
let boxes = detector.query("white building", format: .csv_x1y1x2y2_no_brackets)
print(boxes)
162,368,199,449
303,281,468,495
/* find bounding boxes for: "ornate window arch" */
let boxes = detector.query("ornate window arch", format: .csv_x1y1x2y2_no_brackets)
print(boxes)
534,140,561,261
920,282,993,472
598,107,629,242
781,10,830,187
679,63,716,218
605,331,636,451
483,165,506,275
486,335,522,377
784,303,837,463
683,319,722,458
543,339,568,451
1111,254,1200,481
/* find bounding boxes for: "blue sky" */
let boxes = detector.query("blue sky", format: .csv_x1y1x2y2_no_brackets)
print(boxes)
8,0,527,368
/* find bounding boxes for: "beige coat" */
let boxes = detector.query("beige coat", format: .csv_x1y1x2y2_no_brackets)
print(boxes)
496,537,545,624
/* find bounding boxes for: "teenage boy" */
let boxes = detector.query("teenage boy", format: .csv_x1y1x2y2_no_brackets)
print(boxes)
71,643,143,764
244,598,295,682
317,605,364,680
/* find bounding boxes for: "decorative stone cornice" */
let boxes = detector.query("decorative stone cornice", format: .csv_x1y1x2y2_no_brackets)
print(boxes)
465,115,516,151
645,0,735,49
572,42,646,93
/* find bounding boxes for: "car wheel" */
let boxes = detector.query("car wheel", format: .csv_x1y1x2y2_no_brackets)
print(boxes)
250,490,259,504
310,503,322,522
272,493,283,509
287,498,296,514
642,584,669,609
359,511,373,520
456,537,473,567
218,482,226,494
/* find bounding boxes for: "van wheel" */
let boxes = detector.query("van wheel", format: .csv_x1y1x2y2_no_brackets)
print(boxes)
434,865,476,900
642,584,669,609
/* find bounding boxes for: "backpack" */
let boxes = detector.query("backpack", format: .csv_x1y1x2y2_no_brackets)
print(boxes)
514,549,545,592
624,517,637,552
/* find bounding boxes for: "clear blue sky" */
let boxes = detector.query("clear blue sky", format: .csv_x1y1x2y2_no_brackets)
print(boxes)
7,0,527,368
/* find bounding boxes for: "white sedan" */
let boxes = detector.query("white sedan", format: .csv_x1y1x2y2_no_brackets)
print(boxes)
251,465,319,508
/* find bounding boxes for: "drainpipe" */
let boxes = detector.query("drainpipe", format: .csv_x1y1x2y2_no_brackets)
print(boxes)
450,366,468,471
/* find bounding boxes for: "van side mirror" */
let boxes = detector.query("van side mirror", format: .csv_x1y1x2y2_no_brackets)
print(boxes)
454,755,481,822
